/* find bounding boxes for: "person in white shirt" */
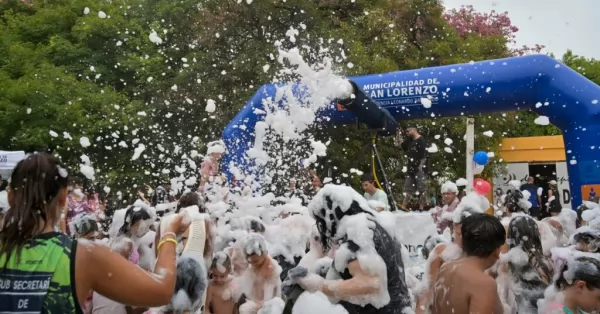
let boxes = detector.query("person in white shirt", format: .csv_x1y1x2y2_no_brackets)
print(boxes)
360,173,390,211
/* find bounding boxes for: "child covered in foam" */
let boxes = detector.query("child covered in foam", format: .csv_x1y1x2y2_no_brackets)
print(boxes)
71,212,100,240
416,191,489,314
500,215,554,314
205,252,236,314
538,247,600,314
570,206,600,253
234,234,283,314
109,200,156,271
540,208,578,250
200,140,226,194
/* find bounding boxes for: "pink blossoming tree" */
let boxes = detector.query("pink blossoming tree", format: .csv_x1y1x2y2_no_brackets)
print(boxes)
444,5,544,56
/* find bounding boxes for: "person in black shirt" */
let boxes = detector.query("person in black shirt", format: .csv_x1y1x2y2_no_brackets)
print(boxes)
546,180,562,216
400,125,428,210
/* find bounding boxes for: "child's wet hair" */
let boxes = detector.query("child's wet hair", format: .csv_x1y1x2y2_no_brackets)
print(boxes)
0,154,69,269
505,190,526,214
573,228,600,253
422,235,446,260
249,219,265,234
507,215,553,281
555,256,600,290
243,233,268,257
461,213,506,258
73,213,99,237
118,204,152,236
71,176,84,187
577,200,598,222
210,252,232,272
176,191,206,214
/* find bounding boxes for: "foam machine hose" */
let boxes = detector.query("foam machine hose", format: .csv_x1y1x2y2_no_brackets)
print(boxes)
336,80,398,136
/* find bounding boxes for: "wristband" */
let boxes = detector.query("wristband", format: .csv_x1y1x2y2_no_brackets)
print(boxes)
161,232,176,240
157,238,177,251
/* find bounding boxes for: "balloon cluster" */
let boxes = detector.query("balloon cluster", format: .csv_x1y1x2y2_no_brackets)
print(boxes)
473,151,489,175
473,151,491,195
473,178,491,195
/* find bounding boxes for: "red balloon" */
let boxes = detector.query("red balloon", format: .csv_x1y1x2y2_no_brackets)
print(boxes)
473,178,491,195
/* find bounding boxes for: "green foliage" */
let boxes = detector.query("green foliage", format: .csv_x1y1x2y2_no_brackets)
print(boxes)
0,0,587,202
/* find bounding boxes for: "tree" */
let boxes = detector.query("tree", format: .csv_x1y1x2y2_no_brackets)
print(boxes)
0,0,582,204
444,5,544,56
562,50,600,84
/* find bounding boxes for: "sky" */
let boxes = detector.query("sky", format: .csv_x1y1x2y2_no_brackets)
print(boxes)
443,0,600,59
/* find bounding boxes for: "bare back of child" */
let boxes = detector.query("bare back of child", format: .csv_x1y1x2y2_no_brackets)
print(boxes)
433,213,507,314
433,259,502,314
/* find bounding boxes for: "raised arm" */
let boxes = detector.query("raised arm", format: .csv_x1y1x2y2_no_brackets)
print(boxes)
154,228,161,257
75,215,187,307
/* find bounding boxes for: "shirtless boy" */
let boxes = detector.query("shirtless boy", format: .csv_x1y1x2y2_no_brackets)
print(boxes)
433,213,506,314
205,252,237,314
237,234,281,314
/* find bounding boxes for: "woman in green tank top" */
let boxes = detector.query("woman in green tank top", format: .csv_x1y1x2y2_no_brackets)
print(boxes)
0,154,189,313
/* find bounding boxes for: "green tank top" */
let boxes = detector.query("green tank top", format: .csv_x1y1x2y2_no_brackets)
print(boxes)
0,232,82,314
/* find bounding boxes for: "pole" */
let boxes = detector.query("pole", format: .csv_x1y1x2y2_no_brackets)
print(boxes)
372,138,399,210
466,118,475,190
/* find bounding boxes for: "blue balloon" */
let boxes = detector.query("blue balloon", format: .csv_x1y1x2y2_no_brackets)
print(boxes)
474,151,489,166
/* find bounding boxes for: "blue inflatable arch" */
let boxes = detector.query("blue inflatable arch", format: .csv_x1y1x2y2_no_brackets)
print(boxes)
222,54,600,207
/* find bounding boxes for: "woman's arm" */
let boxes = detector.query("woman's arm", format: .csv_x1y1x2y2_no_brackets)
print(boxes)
75,227,180,307
154,227,161,257
321,260,380,298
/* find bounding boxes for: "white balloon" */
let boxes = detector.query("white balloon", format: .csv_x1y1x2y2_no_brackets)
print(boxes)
473,164,485,175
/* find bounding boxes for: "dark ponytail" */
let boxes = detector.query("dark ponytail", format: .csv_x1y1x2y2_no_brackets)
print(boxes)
0,154,69,271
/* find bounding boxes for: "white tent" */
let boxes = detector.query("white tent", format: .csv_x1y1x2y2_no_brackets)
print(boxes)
0,151,25,179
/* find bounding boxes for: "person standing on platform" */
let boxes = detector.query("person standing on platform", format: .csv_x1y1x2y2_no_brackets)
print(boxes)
401,125,428,211
521,176,543,219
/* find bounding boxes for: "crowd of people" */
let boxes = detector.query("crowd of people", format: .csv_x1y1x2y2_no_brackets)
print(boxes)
0,138,599,314
427,179,600,314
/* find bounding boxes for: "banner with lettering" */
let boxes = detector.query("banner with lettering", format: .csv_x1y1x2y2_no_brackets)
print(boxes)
395,211,439,267
0,151,25,170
